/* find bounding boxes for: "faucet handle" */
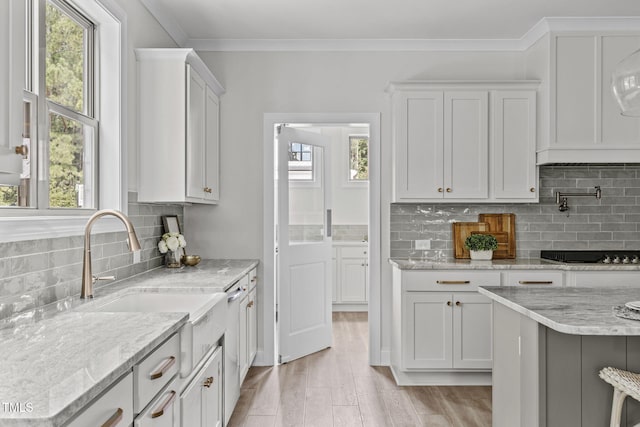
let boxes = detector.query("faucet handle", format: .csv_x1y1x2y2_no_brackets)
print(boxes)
92,275,116,284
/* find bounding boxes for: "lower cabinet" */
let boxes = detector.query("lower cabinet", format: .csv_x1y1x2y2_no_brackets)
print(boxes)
403,291,492,370
67,372,134,427
180,346,223,427
391,268,497,385
239,284,258,383
333,243,368,310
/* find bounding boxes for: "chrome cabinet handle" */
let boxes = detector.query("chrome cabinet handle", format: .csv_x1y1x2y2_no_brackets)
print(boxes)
101,408,123,427
151,391,176,418
518,280,553,285
150,356,176,380
436,280,470,285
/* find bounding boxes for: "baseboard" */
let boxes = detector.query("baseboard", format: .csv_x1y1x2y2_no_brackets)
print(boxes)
252,350,273,366
390,365,492,386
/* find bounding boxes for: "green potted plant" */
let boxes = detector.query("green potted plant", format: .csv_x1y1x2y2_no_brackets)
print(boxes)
464,234,498,260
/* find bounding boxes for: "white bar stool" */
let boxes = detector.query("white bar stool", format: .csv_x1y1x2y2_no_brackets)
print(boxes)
599,367,640,427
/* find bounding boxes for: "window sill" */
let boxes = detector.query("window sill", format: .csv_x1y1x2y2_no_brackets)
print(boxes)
0,214,127,243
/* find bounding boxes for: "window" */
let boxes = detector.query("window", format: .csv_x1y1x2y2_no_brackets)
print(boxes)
349,135,368,181
288,142,314,181
0,0,97,209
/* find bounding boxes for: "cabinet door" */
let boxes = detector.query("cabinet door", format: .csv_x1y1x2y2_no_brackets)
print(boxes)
340,258,367,302
204,86,220,201
403,292,452,369
444,91,488,199
452,293,492,369
186,65,206,200
393,91,444,200
492,91,537,200
239,295,249,382
248,288,258,364
180,347,223,427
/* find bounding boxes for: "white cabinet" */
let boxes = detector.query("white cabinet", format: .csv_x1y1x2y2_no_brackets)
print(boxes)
567,271,640,287
180,347,223,427
529,33,640,163
332,244,368,310
67,372,134,427
391,268,497,385
403,291,492,370
390,81,539,203
240,273,258,382
136,49,224,204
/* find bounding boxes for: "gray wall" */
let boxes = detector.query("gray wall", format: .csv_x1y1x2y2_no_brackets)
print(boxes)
0,193,183,320
390,164,640,259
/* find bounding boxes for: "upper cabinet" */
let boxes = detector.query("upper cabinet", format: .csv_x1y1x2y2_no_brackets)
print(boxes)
527,33,640,164
136,49,224,204
390,81,538,203
0,0,25,178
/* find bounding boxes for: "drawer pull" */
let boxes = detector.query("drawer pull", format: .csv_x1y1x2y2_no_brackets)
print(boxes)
150,356,176,380
436,280,471,285
151,391,176,419
203,376,214,388
101,408,123,427
518,281,553,285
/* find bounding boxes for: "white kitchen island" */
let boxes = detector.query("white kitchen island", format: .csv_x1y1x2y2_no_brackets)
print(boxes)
480,286,640,427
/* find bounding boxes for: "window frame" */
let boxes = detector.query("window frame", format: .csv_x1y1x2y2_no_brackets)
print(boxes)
0,0,128,242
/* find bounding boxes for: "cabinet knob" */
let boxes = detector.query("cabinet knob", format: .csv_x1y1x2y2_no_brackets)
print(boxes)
204,187,212,193
455,301,461,306
203,376,214,388
446,188,452,193
438,188,443,193
247,300,254,308
446,301,452,306
530,187,535,193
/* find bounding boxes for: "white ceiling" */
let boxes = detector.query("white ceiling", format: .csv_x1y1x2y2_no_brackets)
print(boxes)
141,0,640,50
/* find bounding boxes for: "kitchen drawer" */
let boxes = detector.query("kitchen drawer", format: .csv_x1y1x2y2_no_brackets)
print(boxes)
134,333,180,414
504,271,564,287
67,372,133,427
248,267,258,290
341,246,368,258
570,271,640,288
403,271,501,292
134,378,179,427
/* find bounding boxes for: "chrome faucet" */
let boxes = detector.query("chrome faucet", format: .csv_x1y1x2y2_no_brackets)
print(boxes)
81,209,141,299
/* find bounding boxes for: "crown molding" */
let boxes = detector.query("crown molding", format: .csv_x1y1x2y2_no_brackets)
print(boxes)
138,4,640,53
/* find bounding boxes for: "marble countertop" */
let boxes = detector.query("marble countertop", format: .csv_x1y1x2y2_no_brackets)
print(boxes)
0,259,258,426
479,286,640,335
390,258,640,271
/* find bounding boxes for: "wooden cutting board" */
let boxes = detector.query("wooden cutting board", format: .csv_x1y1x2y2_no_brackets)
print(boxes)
478,213,516,259
453,222,489,259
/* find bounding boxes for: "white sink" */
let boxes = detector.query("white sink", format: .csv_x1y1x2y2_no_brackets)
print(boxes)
90,292,223,322
84,290,227,377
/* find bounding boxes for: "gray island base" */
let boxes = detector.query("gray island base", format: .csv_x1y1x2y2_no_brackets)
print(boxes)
479,286,640,427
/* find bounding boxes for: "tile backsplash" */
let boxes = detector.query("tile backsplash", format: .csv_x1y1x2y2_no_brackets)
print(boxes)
391,164,640,260
0,192,183,320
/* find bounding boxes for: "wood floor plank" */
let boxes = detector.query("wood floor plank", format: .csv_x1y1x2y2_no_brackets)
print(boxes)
333,405,363,427
231,312,491,427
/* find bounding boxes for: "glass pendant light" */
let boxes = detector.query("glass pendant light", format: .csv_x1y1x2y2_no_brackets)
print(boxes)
612,47,640,116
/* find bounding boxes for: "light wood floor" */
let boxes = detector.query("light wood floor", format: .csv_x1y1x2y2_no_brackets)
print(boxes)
228,312,492,427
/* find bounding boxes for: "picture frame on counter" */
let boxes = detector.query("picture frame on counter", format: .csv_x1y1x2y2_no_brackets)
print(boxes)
162,215,181,234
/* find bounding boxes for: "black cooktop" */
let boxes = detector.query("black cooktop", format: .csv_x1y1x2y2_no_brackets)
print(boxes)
541,250,640,264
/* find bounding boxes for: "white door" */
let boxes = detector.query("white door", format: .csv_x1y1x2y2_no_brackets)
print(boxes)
277,126,332,363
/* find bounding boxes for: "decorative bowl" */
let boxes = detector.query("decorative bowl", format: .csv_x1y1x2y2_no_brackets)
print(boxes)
181,254,201,266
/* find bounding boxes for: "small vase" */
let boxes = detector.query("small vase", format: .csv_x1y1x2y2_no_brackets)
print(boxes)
165,250,181,268
470,250,493,260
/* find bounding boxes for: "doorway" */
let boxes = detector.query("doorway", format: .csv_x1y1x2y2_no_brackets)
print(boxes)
261,113,381,367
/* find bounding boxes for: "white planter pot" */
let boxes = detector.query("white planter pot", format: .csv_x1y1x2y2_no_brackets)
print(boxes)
470,250,493,260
